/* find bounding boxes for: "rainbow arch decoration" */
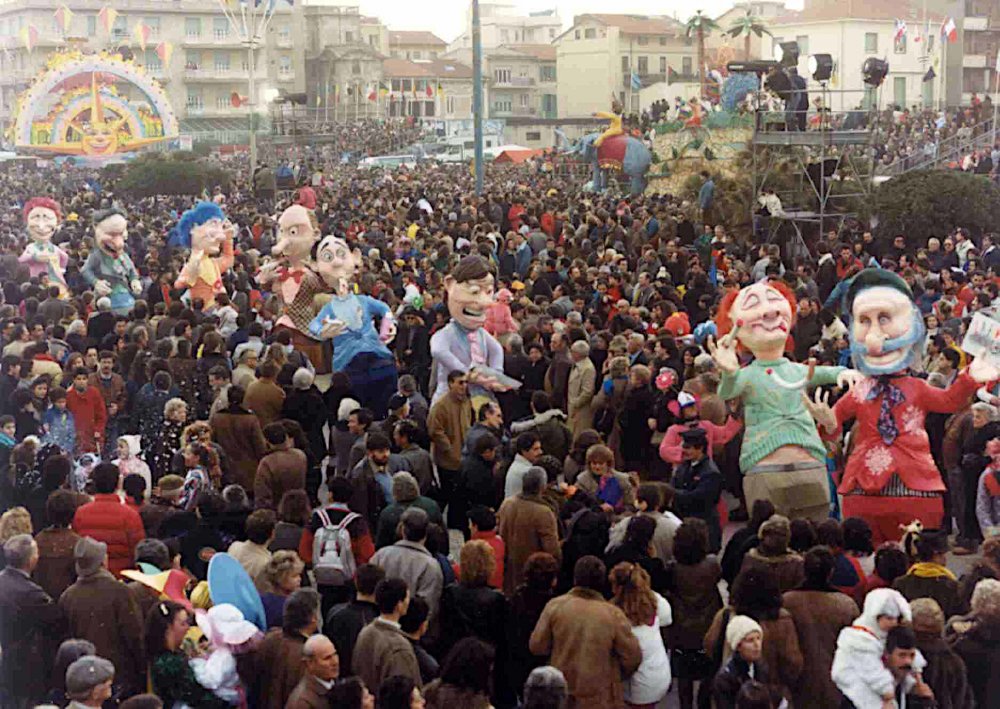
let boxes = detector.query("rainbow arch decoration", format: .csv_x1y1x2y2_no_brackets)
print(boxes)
11,49,179,158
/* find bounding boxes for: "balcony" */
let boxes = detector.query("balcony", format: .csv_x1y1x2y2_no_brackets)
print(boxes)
276,35,293,48
965,17,989,32
276,70,295,82
492,105,537,117
963,54,988,68
185,67,250,82
492,76,536,87
182,33,244,48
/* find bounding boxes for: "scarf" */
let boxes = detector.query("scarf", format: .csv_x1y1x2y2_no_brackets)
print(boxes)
908,561,957,581
867,375,906,445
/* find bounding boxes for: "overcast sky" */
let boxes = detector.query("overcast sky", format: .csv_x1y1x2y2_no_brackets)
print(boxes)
359,0,804,42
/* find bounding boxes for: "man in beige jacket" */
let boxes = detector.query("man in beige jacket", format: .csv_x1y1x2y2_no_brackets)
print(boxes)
567,340,596,437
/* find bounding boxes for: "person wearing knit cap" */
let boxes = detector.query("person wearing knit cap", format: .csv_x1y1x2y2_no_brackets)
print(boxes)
738,514,804,593
59,537,145,697
713,615,781,709
806,267,1000,543
64,655,115,707
831,588,914,709
909,598,975,709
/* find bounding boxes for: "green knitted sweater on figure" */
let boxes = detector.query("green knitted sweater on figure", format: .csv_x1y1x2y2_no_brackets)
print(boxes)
717,358,843,472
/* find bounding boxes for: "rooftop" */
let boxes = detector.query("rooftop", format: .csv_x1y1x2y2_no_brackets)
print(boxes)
504,43,557,61
388,30,447,47
382,57,473,79
773,0,943,25
573,13,682,35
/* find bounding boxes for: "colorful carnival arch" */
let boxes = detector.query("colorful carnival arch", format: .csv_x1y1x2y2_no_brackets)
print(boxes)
11,50,179,158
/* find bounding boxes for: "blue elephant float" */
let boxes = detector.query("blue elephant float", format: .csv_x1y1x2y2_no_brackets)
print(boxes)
565,131,652,196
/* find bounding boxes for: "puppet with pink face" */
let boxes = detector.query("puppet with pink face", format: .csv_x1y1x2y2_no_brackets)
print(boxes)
19,197,69,296
168,201,234,311
805,268,998,543
709,280,861,521
309,234,397,416
258,201,326,370
81,207,141,315
429,255,506,403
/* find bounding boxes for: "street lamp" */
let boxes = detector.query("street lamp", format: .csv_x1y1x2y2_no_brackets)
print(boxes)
214,0,280,179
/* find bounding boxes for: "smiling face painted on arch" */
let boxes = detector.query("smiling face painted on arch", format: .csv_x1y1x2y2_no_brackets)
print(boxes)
849,286,926,376
729,282,793,355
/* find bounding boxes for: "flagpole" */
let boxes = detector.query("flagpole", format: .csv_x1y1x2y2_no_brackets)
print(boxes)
992,50,999,146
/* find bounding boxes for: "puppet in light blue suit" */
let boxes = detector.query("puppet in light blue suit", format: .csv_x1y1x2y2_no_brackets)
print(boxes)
308,234,397,417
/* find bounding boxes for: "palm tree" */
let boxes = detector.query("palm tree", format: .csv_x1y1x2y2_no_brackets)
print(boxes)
684,11,721,101
727,9,773,60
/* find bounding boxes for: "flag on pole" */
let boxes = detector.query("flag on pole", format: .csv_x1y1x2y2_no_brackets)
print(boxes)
425,82,433,97
923,67,936,82
155,41,173,66
133,22,150,51
436,82,443,96
379,82,389,96
19,25,38,52
630,71,642,90
894,19,907,41
53,5,74,34
995,48,1000,73
98,6,119,35
940,17,957,43
667,66,678,85
367,84,376,101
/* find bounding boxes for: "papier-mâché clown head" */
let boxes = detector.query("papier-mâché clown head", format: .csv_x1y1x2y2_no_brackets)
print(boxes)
274,204,319,265
93,207,128,259
717,280,796,359
445,255,496,331
316,234,361,295
170,201,227,256
845,268,925,376
23,197,62,244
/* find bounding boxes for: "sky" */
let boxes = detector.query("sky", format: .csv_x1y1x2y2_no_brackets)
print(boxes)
359,0,805,42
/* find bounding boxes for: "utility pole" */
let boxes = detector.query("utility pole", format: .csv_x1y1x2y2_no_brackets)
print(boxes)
472,0,484,195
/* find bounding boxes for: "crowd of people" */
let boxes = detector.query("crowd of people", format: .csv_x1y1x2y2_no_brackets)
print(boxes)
2,112,1000,709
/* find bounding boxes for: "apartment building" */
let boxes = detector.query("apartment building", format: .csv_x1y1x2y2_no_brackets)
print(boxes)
388,30,446,61
448,2,561,53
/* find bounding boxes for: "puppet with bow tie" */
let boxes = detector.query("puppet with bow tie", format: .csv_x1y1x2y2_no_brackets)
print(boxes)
258,194,327,371
806,268,999,543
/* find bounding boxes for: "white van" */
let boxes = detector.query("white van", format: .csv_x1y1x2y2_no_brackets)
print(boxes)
358,154,417,170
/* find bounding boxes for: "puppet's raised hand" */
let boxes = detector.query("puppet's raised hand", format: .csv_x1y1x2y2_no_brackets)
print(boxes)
802,388,837,434
836,369,864,390
706,328,740,374
969,355,1000,384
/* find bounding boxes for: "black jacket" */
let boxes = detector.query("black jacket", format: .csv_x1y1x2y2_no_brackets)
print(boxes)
714,656,779,709
324,599,379,676
0,567,65,703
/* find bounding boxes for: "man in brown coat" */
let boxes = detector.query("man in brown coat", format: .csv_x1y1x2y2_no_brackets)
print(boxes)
529,556,642,709
254,422,307,510
252,588,320,709
782,546,859,709
286,634,340,709
498,468,561,596
58,536,145,698
209,385,269,491
566,340,596,437
427,370,473,527
544,332,572,412
244,360,286,427
352,577,421,700
33,489,81,600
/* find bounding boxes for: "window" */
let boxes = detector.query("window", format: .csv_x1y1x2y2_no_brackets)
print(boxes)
351,60,361,74
216,95,231,110
112,15,126,40
412,50,422,59
86,15,97,36
637,35,649,46
549,28,556,39
145,49,161,73
144,17,160,38
796,35,809,55
574,29,581,39
519,93,529,107
893,76,906,107
638,56,648,74
894,33,907,54
214,51,230,72
659,56,667,73
186,50,200,70
526,131,541,141
186,90,203,109
278,25,290,42
344,31,353,42
213,18,229,39
682,56,693,75
369,34,379,47
500,29,510,43
494,68,511,83
446,95,455,113
185,17,201,38
515,31,521,42
864,32,878,53
584,28,596,39
542,93,557,117
659,36,667,46
279,55,292,75
927,34,934,52
621,55,630,72
540,65,556,82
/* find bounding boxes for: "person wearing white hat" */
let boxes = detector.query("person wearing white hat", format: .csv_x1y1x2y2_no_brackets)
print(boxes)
713,615,783,709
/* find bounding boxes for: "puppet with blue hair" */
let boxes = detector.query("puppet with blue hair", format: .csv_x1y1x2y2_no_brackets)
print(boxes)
169,201,234,310
806,267,1000,543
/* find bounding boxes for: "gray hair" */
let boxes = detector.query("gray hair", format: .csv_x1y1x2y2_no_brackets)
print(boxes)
506,333,525,356
524,666,568,709
302,633,332,658
570,340,590,357
3,534,35,570
972,402,998,421
398,375,418,395
523,467,547,496
566,311,583,325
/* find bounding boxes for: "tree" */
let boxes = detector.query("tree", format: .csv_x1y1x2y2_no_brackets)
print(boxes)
873,170,1000,245
685,11,721,101
727,9,772,60
117,152,232,197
